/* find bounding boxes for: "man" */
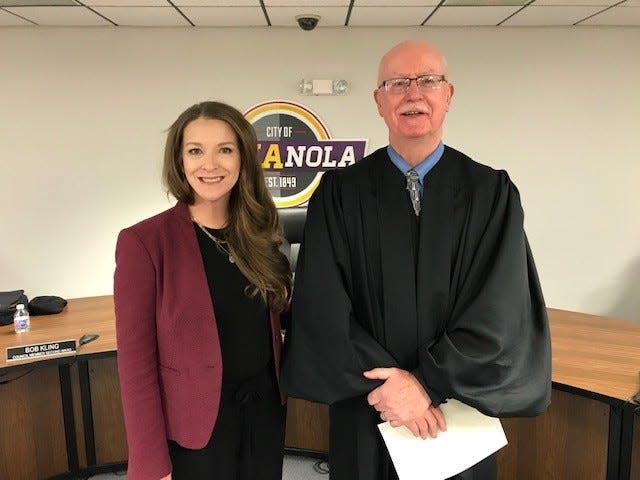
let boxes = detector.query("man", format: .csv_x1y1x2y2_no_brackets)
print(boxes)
281,40,551,480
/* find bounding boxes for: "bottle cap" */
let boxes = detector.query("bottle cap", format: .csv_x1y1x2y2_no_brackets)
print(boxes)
16,304,24,309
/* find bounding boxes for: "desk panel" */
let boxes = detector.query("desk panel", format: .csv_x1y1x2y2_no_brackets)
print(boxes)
0,365,68,480
632,412,640,480
497,389,609,479
70,363,87,467
285,399,329,453
89,356,127,464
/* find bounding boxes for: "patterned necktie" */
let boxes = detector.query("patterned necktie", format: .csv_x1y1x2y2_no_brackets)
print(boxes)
405,169,421,216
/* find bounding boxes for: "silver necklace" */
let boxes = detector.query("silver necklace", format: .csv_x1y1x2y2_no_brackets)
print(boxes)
193,219,235,263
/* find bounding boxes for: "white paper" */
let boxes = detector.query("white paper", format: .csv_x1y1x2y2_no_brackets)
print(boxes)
377,399,507,480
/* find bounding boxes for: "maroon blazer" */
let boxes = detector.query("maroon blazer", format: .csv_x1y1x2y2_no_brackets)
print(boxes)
114,202,284,480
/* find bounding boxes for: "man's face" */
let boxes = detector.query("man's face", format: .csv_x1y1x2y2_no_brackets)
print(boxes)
374,43,454,147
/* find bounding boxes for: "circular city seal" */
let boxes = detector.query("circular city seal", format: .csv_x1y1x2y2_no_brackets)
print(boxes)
245,100,367,208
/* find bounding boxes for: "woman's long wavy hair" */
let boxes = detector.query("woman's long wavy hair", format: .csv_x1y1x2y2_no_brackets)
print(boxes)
162,101,291,313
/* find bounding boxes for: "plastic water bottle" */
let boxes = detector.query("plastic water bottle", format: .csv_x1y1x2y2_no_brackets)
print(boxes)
13,303,30,333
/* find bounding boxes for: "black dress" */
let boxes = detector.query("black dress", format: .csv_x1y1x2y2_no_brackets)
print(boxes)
168,224,285,480
281,146,551,480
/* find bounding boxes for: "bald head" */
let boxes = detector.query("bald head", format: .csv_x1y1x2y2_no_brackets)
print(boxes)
373,39,454,164
377,40,448,86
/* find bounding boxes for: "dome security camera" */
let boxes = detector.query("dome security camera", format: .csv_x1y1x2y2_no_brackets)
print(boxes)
295,15,320,31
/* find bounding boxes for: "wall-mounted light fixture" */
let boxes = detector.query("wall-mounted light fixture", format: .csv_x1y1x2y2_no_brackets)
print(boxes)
299,79,349,96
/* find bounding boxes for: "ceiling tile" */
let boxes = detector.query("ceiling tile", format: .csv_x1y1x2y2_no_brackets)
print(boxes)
580,4,640,24
349,6,437,25
0,8,34,24
92,6,190,26
264,0,349,6
4,6,111,24
426,5,520,25
266,6,348,26
533,0,615,5
82,0,165,6
349,0,437,4
179,6,268,26
173,0,261,6
503,5,604,24
83,0,165,6
445,0,525,4
0,0,76,5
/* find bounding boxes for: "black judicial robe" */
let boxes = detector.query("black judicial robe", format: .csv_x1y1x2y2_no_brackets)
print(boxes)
281,146,551,480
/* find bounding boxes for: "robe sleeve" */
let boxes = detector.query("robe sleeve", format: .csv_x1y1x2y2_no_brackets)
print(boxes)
280,172,399,404
414,172,551,417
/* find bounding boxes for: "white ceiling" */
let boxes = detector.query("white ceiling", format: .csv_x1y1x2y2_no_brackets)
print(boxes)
0,0,638,27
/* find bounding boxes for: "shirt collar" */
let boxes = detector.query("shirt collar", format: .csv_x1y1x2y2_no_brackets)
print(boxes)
386,141,444,186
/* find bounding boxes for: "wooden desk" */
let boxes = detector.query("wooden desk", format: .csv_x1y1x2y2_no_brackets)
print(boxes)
1,298,639,480
0,296,116,370
549,308,640,402
0,296,124,480
547,309,640,479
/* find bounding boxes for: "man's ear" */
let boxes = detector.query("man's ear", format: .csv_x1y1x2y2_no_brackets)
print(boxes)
445,84,455,110
373,89,384,117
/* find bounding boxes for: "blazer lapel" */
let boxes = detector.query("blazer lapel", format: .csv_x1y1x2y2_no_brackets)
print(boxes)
169,202,221,365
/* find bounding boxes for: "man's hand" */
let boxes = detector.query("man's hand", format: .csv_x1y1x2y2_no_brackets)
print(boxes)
364,367,446,438
161,474,171,480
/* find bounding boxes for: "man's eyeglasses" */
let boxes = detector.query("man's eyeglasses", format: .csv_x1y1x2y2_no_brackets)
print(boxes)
378,74,447,94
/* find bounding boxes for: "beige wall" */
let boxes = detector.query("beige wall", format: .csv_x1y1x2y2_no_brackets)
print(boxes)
0,26,638,321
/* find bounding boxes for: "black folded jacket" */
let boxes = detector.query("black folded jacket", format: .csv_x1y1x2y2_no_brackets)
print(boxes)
28,296,67,315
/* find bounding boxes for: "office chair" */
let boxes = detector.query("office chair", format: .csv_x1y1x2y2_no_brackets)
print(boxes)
278,207,307,272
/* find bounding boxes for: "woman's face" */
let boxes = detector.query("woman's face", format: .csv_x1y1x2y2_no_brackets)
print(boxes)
181,117,241,211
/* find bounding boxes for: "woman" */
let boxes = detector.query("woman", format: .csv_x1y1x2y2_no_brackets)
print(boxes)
114,101,292,480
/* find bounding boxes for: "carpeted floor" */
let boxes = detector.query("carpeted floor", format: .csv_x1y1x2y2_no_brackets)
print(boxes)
87,455,329,480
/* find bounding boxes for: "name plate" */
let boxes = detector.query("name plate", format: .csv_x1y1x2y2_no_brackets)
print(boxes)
7,340,77,362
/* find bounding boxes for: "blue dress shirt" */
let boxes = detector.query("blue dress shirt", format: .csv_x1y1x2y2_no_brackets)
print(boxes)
386,141,444,195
